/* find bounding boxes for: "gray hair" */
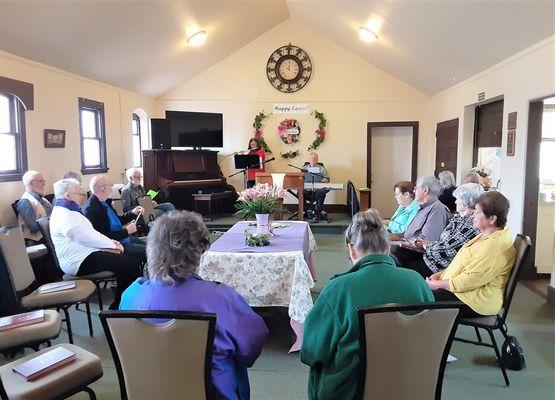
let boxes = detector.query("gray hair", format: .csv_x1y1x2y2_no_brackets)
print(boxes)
62,171,82,184
22,170,40,188
345,209,389,255
53,178,80,199
462,171,480,184
438,171,456,189
453,183,484,209
90,175,108,194
146,210,211,285
416,176,441,196
126,168,141,182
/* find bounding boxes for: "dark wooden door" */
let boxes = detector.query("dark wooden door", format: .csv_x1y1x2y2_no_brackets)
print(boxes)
435,118,459,177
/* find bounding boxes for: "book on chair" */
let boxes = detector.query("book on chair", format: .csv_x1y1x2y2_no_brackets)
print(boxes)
39,281,76,294
12,346,76,381
0,310,45,331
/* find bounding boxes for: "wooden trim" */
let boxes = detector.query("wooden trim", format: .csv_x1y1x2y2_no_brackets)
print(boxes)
0,76,34,110
366,121,419,207
0,98,28,182
78,97,108,174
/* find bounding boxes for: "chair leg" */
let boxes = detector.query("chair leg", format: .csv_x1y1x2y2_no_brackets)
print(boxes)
474,326,483,343
83,386,97,400
96,282,104,311
61,306,74,344
487,329,510,386
85,301,94,337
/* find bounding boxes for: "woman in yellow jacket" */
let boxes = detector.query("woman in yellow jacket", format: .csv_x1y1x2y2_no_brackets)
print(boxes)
426,191,516,317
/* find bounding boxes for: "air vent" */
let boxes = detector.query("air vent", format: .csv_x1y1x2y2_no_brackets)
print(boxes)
478,92,486,102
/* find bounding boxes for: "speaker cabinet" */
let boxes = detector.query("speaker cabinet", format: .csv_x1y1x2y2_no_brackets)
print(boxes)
150,118,171,149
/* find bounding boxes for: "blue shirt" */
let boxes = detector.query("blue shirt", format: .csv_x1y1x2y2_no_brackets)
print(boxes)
100,201,130,244
120,275,268,400
388,199,420,234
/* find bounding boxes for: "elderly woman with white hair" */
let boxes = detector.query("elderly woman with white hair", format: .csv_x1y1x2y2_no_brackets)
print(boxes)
301,209,433,400
49,178,141,309
120,168,175,215
400,183,484,278
16,170,53,243
437,170,457,213
119,210,268,400
390,175,452,266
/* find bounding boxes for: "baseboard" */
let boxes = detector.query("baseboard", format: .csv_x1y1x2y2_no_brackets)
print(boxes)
548,284,555,307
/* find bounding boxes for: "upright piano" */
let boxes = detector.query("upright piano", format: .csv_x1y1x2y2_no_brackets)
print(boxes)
142,149,237,211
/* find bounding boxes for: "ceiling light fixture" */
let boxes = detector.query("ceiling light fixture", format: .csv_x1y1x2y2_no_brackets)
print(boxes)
358,26,378,43
187,30,206,46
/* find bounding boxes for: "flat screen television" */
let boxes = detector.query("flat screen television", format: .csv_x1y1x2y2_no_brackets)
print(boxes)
165,111,223,148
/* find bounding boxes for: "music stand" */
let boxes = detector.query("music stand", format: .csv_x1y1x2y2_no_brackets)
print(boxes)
234,154,262,189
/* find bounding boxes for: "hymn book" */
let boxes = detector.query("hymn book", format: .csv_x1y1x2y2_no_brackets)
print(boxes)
12,347,76,381
39,281,76,294
0,310,45,331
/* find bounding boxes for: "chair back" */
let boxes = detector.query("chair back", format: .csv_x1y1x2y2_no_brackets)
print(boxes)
37,217,63,274
0,227,36,293
137,195,156,222
347,180,360,217
0,250,22,317
11,200,19,217
111,199,124,216
357,302,461,400
499,234,531,325
100,310,216,400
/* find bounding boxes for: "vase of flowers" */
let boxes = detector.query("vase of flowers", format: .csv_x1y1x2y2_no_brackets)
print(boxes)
235,183,286,233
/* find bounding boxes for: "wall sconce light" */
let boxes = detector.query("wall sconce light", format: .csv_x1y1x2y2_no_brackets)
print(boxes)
358,26,378,43
187,30,207,46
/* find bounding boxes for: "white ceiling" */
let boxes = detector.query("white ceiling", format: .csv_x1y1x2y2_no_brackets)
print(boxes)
0,1,553,97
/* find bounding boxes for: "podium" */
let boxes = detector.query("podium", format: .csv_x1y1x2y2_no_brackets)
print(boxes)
255,172,304,220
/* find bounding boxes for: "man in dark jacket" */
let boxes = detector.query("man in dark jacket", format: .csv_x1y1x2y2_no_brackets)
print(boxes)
82,175,146,262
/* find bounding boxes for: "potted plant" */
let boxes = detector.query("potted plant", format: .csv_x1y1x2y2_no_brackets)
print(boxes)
235,183,286,233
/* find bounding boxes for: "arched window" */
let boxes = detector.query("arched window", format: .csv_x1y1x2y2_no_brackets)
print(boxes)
0,93,27,182
132,113,142,167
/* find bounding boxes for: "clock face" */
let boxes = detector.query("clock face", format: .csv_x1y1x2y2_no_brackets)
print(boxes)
267,44,312,93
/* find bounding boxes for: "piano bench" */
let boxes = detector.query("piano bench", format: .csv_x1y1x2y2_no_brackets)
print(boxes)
193,191,235,221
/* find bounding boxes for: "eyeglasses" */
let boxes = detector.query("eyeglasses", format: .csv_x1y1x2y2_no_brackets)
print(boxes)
31,179,46,184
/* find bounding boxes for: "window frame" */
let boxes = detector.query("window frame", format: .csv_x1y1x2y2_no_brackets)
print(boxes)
0,93,28,182
78,97,108,175
132,113,142,167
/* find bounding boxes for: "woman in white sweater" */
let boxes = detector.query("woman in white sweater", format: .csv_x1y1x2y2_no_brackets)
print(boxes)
50,178,141,309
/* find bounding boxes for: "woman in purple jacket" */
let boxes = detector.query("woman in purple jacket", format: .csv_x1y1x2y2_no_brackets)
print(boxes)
120,210,268,399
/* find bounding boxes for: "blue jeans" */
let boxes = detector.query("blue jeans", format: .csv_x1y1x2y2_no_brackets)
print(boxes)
122,236,147,264
153,202,175,218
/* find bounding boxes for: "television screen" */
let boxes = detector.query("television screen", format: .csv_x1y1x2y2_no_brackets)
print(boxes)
165,111,223,148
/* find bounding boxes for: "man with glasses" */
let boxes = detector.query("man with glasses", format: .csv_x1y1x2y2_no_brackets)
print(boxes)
17,170,53,243
120,168,175,216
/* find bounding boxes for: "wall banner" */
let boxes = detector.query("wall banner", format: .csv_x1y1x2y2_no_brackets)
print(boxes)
272,104,309,114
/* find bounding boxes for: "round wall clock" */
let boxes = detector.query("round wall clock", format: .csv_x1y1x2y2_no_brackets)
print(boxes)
266,44,312,93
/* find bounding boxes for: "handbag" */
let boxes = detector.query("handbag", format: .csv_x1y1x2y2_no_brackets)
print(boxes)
501,335,525,370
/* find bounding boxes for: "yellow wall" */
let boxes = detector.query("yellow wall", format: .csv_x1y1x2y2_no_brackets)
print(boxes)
161,18,429,204
0,50,158,225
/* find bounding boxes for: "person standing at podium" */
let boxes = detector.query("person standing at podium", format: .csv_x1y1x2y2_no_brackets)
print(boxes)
245,137,266,188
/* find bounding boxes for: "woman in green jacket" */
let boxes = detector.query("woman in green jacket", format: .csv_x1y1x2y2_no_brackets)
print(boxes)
301,209,434,400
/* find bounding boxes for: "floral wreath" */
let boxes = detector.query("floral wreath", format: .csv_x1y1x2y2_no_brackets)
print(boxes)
308,110,327,151
252,111,272,154
281,150,301,159
277,119,300,144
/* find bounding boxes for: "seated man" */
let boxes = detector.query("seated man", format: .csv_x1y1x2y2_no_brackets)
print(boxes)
120,168,175,217
390,175,451,266
303,152,330,221
17,170,53,243
82,175,146,261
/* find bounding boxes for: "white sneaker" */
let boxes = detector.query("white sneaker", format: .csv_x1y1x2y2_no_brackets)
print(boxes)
447,354,458,363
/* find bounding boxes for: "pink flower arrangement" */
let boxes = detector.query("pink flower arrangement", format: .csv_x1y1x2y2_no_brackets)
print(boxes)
235,183,286,218
278,119,300,144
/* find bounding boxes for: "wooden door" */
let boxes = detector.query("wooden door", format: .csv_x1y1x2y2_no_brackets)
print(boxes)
435,118,459,176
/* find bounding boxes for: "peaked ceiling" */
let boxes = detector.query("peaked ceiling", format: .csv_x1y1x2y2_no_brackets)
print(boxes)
0,1,553,98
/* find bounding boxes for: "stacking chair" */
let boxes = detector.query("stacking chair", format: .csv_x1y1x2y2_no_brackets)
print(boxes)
100,310,216,400
37,217,116,311
137,195,156,223
111,199,124,216
0,227,95,344
453,234,531,386
0,310,61,355
357,302,461,400
0,343,103,400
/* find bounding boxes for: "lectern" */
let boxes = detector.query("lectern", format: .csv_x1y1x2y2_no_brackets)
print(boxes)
255,172,304,220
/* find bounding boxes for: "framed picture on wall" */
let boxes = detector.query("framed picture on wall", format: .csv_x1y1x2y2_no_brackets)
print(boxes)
44,129,66,148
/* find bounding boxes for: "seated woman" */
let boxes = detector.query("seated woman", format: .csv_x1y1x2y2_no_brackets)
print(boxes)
49,179,142,309
386,181,419,234
119,210,268,400
300,209,433,400
437,170,457,213
427,191,517,317
402,183,484,278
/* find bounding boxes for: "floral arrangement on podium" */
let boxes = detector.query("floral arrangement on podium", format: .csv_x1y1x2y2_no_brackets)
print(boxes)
235,183,286,246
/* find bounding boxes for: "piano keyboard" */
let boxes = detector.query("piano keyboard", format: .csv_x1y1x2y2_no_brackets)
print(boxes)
304,182,344,190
